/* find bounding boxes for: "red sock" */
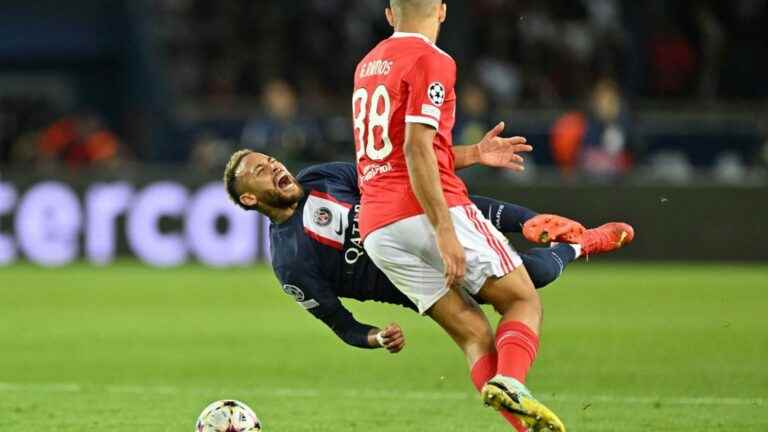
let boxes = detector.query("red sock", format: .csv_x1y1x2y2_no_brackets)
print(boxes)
470,353,527,432
495,321,540,383
470,352,497,392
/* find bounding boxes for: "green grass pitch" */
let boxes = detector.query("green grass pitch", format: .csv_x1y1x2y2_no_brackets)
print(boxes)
1,263,766,431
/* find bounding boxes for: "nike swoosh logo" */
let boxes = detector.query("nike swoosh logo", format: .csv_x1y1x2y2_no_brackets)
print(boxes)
334,218,343,236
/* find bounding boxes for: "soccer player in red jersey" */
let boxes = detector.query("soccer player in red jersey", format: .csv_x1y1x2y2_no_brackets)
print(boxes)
350,1,606,431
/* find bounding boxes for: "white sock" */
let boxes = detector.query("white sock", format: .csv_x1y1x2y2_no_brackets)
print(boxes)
570,243,582,259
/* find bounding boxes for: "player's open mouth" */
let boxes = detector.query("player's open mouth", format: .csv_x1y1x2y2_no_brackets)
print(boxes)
276,172,293,190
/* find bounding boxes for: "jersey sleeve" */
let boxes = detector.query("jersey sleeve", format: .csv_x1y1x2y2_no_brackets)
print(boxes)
335,162,359,189
274,264,377,349
402,52,456,130
296,162,359,190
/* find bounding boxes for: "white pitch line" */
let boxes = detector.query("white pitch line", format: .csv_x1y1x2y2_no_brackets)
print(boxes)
0,382,763,407
0,382,81,393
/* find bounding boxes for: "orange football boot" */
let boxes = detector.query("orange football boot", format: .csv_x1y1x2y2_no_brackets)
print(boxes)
580,222,635,255
522,214,586,244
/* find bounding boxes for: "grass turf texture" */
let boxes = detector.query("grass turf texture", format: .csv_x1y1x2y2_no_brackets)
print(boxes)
0,263,766,431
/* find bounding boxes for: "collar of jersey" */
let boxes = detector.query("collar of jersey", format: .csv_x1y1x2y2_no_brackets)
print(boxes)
391,31,432,44
390,32,452,59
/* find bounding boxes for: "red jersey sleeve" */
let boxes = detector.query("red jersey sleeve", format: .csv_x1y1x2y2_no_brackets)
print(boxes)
402,52,456,130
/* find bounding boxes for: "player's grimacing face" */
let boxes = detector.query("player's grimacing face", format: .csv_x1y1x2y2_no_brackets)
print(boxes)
238,153,302,209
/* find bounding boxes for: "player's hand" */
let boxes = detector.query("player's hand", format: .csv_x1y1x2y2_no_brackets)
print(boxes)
476,122,532,171
377,323,405,353
436,225,465,289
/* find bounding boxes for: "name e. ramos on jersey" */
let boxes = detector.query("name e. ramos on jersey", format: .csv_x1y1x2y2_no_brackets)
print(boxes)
359,59,394,78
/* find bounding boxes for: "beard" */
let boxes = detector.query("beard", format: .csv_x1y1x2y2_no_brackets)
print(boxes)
260,184,304,209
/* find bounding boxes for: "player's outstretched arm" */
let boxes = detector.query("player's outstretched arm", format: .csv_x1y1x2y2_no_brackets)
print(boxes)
404,122,465,288
320,304,404,352
453,122,532,170
278,270,403,352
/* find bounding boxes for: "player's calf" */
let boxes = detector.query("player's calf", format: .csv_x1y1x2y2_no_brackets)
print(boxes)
426,289,495,367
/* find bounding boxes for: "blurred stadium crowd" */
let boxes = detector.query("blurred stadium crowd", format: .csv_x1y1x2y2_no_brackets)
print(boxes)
1,0,767,183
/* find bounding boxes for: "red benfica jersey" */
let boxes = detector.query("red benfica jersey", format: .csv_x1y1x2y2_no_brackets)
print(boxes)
353,32,471,239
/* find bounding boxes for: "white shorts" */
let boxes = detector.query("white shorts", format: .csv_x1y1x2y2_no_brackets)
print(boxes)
364,204,523,314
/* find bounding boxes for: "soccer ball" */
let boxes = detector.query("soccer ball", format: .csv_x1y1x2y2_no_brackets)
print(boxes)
195,400,262,432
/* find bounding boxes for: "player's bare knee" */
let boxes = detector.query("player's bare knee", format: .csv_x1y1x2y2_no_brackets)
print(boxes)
496,287,540,319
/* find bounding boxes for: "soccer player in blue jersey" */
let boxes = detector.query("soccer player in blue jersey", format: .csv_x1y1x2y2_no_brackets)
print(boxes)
223,149,632,353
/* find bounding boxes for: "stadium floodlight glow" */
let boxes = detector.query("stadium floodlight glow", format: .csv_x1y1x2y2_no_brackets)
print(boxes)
126,182,189,268
186,182,259,267
15,181,82,267
85,182,134,265
0,183,18,265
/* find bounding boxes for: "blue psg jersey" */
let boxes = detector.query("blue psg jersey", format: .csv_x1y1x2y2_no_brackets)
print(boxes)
269,162,416,328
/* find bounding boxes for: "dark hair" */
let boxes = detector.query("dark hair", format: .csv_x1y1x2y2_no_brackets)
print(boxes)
390,0,444,15
223,149,256,211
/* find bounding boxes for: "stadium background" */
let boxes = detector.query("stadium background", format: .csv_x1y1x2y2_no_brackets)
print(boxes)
1,1,766,431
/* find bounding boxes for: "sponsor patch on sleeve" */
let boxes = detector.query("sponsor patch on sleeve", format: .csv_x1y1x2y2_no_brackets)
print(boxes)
283,284,319,309
421,104,442,120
